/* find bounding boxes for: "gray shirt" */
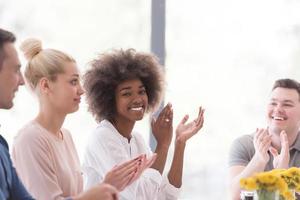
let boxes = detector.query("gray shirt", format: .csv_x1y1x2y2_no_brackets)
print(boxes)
229,132,300,171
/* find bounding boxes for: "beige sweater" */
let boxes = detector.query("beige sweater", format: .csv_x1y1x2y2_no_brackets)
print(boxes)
12,121,83,200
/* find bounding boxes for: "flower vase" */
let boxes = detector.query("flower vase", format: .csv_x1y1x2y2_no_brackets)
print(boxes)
255,189,280,200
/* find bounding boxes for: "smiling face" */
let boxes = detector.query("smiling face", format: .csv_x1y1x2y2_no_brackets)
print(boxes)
114,79,148,124
46,62,84,114
267,87,300,135
0,43,25,109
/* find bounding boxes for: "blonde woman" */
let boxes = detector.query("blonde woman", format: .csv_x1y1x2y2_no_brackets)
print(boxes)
12,39,155,200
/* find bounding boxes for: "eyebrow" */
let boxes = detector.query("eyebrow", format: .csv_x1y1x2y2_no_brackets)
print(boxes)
71,74,79,77
120,85,145,91
270,98,295,103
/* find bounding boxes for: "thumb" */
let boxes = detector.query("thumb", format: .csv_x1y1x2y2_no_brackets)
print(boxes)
179,114,189,125
151,117,156,129
269,146,278,157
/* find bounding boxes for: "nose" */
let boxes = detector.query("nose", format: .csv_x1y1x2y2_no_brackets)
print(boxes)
274,104,284,113
18,71,25,86
77,82,85,96
132,95,143,105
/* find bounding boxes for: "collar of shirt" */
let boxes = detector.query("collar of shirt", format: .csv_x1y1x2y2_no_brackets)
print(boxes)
290,132,300,151
100,119,133,144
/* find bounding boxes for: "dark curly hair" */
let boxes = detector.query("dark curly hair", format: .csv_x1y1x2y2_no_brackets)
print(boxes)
84,49,165,122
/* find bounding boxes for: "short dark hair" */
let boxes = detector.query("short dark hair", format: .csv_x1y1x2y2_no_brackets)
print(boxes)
0,28,16,69
272,78,300,100
84,49,164,122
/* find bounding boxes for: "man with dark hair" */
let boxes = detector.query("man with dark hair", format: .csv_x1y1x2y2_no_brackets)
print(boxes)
0,28,119,200
0,28,32,200
229,78,300,199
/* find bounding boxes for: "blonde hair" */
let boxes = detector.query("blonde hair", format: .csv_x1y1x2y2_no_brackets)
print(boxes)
20,38,75,90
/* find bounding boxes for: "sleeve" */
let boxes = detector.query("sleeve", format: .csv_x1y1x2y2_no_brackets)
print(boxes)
12,133,65,200
82,127,163,200
82,127,137,200
229,135,255,167
133,133,180,200
158,176,180,200
5,148,34,200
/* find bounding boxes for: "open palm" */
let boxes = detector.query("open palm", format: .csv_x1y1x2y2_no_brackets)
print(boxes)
176,107,204,143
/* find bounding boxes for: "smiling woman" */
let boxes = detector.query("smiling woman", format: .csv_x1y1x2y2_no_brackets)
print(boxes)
82,48,205,200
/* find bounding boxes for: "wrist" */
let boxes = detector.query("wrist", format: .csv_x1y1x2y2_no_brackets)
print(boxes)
156,142,171,150
253,153,268,166
175,137,187,147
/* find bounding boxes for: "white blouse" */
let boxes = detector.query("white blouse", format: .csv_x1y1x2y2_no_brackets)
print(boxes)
82,120,180,200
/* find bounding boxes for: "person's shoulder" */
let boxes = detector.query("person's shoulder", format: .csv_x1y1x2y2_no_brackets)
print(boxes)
233,133,254,144
92,120,118,138
14,121,48,145
230,133,255,151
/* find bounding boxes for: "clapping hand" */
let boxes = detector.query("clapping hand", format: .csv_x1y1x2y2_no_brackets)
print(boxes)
270,130,290,169
253,128,272,165
175,106,205,143
103,154,157,191
151,103,173,148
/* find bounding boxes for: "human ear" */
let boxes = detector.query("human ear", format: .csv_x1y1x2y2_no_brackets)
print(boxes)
38,77,51,95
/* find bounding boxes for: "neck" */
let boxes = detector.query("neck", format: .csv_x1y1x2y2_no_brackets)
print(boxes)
112,117,135,141
35,104,66,137
270,129,299,150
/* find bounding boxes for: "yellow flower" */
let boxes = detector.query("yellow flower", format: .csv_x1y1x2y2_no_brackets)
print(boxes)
239,167,300,200
240,177,257,190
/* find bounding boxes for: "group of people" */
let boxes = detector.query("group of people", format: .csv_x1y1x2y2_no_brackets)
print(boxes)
1,27,300,200
0,28,205,200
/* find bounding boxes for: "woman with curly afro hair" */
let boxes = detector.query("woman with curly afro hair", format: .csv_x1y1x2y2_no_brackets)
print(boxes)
82,49,205,200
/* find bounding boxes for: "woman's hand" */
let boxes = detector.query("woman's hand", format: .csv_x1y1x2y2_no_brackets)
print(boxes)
127,154,157,185
103,155,143,191
103,154,157,191
175,106,205,143
151,103,173,148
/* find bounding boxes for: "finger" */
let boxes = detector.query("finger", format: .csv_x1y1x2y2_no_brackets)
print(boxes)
198,108,205,127
112,157,141,172
151,117,156,130
145,154,157,168
118,169,137,190
269,146,279,157
280,131,289,154
160,103,171,119
179,114,189,125
195,108,205,128
195,106,203,125
167,107,173,122
110,159,141,179
259,135,272,152
256,128,267,144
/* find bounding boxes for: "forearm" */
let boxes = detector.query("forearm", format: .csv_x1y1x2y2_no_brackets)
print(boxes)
167,139,186,188
151,144,169,174
230,156,267,200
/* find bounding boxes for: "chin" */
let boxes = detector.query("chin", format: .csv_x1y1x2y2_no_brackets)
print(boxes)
134,116,144,121
68,106,80,114
1,101,14,110
269,126,284,135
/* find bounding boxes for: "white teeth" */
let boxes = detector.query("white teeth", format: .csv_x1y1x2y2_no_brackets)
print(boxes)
273,116,285,121
131,107,143,111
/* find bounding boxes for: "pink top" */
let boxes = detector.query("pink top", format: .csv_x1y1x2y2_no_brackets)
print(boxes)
12,121,83,200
